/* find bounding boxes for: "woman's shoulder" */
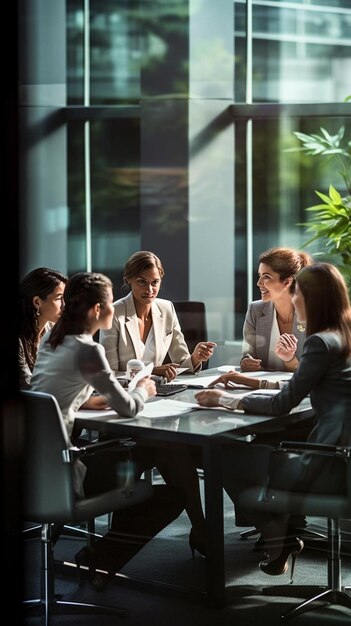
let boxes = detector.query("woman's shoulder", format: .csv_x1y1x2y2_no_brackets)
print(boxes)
112,292,134,315
247,300,272,315
305,331,343,352
153,298,175,316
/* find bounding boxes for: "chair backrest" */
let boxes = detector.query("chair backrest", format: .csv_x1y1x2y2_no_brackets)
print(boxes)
21,389,76,523
173,301,208,365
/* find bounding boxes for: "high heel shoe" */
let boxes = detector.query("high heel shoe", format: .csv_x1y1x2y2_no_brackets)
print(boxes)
189,527,206,558
259,537,304,583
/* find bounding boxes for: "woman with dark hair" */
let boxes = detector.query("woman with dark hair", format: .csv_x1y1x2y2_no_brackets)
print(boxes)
196,263,351,579
19,267,67,388
31,271,205,587
240,247,313,373
31,272,156,444
100,250,216,382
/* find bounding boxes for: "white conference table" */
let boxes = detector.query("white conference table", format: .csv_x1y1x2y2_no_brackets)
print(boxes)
76,367,314,608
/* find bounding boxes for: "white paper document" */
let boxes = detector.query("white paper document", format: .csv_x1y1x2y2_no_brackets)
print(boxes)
138,399,198,419
176,374,220,388
128,362,154,391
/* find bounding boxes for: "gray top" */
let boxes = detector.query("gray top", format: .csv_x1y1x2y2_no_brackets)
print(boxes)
31,332,147,437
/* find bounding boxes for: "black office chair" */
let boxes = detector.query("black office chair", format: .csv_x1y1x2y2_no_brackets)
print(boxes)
22,389,154,626
173,301,209,369
238,440,351,622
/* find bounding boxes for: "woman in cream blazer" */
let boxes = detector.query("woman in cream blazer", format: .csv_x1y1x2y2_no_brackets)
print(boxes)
100,251,215,380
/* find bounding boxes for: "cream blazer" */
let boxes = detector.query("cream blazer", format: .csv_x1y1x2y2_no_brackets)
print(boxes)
100,292,199,375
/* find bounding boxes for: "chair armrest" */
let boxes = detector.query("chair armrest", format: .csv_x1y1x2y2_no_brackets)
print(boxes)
278,440,351,459
65,438,136,462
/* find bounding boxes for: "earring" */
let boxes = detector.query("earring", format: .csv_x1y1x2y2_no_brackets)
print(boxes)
36,308,40,316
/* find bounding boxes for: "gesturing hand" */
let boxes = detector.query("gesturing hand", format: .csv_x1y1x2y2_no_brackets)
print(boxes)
153,363,179,382
275,333,298,362
192,342,217,364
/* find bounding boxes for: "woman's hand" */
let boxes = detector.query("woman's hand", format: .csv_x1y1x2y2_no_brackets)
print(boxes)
240,355,262,371
136,376,157,399
153,363,180,382
195,389,225,407
275,333,298,362
82,394,110,410
192,342,217,366
208,371,259,389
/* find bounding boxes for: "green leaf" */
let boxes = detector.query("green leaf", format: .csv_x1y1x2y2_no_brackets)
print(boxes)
329,185,342,204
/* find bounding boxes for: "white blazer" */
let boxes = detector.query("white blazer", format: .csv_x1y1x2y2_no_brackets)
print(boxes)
100,292,199,375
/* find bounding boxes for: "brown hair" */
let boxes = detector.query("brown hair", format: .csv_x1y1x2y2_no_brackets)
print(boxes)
296,263,351,356
19,267,67,370
259,247,313,294
48,272,112,349
123,251,164,288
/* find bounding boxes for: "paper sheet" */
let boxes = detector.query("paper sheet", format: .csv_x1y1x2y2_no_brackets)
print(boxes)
128,362,154,391
175,374,220,388
138,399,198,419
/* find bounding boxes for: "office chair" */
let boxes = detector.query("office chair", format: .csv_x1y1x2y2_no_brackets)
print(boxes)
173,301,209,369
22,389,154,626
238,440,351,622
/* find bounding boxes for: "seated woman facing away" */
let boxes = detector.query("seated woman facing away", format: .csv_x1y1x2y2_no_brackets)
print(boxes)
31,271,207,589
196,263,351,580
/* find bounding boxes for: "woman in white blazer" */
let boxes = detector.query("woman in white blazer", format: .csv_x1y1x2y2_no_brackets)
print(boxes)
100,250,216,381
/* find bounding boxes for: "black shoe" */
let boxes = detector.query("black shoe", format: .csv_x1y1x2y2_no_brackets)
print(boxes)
259,537,304,583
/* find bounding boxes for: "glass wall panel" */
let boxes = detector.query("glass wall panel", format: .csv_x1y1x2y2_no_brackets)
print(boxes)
64,0,350,349
234,0,351,103
233,114,350,337
67,118,141,289
67,0,142,105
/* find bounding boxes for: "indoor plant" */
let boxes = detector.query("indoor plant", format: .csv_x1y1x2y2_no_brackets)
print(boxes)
288,124,351,285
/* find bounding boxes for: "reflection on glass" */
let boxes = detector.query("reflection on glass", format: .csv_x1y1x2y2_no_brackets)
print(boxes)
67,119,140,286
67,0,189,104
234,115,349,326
234,0,351,103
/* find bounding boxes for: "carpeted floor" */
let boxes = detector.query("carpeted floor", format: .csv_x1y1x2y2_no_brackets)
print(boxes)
23,484,351,626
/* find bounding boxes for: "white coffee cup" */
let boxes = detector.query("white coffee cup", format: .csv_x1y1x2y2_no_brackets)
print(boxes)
126,359,145,380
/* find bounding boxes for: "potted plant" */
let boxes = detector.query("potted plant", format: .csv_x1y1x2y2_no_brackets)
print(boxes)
287,124,351,286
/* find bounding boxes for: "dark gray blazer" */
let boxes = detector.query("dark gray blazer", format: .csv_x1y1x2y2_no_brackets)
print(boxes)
241,331,351,447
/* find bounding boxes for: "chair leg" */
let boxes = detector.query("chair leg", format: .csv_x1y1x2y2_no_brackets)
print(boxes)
24,523,128,626
281,589,351,622
240,527,260,539
281,518,351,623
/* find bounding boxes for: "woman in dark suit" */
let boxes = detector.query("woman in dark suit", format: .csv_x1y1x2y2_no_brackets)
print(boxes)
196,263,351,579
